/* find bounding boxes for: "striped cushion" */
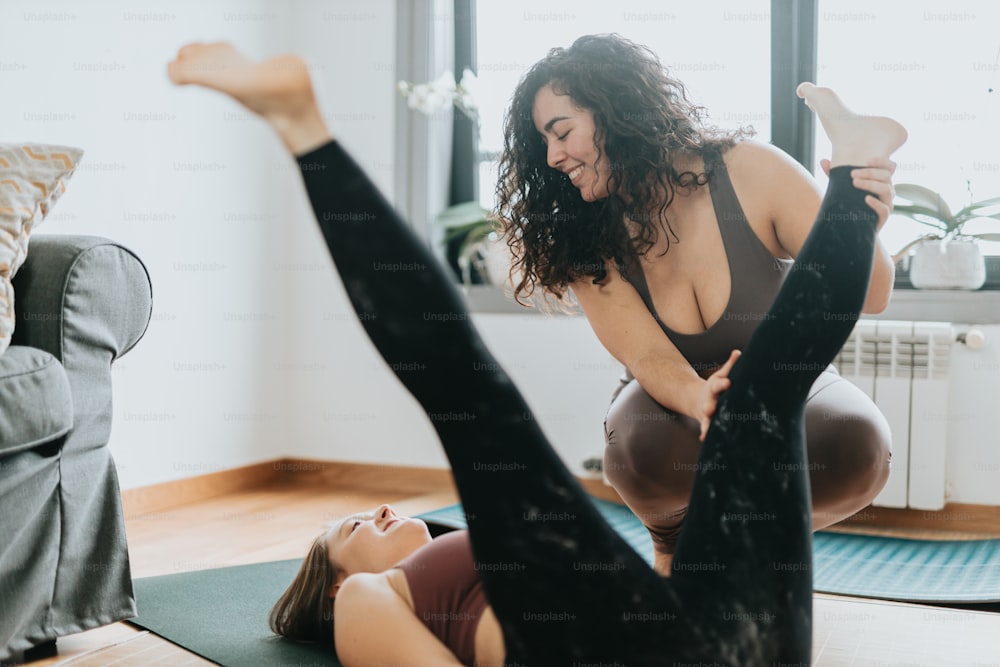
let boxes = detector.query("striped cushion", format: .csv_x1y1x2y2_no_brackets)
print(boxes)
0,143,84,355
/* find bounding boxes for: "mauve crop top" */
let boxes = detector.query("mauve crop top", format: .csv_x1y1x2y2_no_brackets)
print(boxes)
621,145,794,378
394,530,488,666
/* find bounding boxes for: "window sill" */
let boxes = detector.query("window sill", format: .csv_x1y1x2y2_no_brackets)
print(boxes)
867,289,1000,325
464,284,1000,324
462,285,581,316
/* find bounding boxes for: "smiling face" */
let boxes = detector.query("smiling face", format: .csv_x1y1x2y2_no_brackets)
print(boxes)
531,84,614,202
325,504,433,581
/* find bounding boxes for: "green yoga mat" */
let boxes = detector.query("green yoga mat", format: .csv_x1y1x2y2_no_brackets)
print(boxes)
131,499,1000,666
131,558,341,666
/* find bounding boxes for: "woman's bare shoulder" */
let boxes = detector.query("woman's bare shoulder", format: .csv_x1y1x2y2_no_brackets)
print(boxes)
721,138,801,171
334,571,463,666
335,571,403,610
721,139,818,198
334,572,415,639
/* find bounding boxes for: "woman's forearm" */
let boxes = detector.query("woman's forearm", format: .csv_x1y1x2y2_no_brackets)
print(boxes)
630,352,705,420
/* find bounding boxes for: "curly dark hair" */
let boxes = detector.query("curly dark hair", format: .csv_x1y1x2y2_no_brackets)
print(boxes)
495,33,753,305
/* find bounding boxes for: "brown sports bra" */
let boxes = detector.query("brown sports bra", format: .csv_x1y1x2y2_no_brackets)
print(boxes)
393,530,488,666
622,145,794,377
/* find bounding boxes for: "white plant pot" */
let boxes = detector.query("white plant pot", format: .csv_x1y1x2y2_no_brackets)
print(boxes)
908,238,986,290
461,236,514,287
478,237,515,287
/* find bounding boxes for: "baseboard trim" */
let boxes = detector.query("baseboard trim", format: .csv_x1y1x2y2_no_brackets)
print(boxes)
576,473,625,504
268,459,457,493
120,459,622,517
121,460,1000,537
839,503,1000,537
121,460,282,518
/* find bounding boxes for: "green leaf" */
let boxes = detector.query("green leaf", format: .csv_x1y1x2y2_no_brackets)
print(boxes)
892,204,952,229
895,184,953,220
959,212,1000,225
968,233,1000,242
443,219,496,243
965,195,1000,210
435,201,492,229
955,198,1000,224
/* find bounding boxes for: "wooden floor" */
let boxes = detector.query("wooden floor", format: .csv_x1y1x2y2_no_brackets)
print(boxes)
23,474,1000,667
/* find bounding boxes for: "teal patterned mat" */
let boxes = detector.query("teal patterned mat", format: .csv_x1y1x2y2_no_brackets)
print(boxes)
812,531,1000,603
416,499,1000,603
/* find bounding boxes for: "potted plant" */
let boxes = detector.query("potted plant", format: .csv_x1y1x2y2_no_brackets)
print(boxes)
397,69,512,286
435,201,510,287
891,184,1000,289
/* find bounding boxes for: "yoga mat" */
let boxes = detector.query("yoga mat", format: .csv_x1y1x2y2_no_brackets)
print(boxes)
419,499,1000,603
130,559,342,666
130,499,1000,666
813,532,1000,603
128,508,640,665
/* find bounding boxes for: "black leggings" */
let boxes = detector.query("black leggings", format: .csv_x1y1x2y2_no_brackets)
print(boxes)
297,141,877,666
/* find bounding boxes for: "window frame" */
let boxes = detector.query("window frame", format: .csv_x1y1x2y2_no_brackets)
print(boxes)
446,0,999,298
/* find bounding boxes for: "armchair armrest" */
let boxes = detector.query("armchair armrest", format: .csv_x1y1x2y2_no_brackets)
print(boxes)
10,235,153,447
11,235,152,363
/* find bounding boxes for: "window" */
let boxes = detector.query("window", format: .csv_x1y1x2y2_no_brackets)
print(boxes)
474,0,772,210
816,0,1000,259
465,0,1000,294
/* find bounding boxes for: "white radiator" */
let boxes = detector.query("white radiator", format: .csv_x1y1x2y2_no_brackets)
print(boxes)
834,320,954,510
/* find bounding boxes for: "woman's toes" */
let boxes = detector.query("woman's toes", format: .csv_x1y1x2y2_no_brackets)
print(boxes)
177,42,204,59
166,60,192,85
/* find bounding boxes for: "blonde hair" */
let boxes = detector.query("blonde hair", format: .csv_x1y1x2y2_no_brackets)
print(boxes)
269,531,341,644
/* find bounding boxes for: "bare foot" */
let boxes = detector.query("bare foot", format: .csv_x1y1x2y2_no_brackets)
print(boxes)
167,42,331,155
796,82,908,168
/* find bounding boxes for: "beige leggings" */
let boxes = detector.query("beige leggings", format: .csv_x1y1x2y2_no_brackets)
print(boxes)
603,367,893,554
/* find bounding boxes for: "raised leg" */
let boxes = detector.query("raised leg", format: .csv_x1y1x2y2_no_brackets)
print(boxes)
167,42,691,665
667,84,906,663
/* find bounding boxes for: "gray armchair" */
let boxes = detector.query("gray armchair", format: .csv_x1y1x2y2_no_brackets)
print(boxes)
0,235,152,662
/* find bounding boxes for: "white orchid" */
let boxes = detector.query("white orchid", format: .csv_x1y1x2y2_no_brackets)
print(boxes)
398,69,480,124
397,70,454,114
455,69,479,119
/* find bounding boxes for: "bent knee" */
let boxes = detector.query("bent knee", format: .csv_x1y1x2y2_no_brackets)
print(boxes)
810,410,892,501
846,418,892,498
603,382,700,504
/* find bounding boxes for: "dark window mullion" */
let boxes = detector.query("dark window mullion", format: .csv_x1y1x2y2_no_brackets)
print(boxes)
771,0,819,172
450,0,479,206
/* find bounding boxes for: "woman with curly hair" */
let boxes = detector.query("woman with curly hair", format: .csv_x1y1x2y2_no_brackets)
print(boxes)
496,34,897,575
168,34,906,665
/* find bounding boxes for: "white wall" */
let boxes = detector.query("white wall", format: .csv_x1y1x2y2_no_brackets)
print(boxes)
263,0,454,470
0,0,400,488
6,2,1000,507
946,324,1000,504
471,313,625,471
285,307,627,473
